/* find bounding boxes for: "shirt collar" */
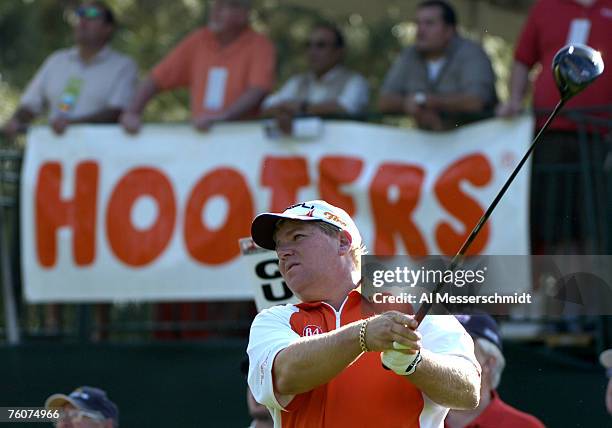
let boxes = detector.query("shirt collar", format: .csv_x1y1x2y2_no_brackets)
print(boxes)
93,45,112,61
463,390,503,428
68,45,111,64
416,34,460,62
308,65,345,83
444,35,461,56
295,286,362,311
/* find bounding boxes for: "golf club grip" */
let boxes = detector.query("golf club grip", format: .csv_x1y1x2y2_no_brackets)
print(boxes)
414,100,565,325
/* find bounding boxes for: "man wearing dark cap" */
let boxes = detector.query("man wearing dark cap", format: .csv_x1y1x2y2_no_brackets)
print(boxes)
45,386,118,428
446,315,545,428
247,200,481,427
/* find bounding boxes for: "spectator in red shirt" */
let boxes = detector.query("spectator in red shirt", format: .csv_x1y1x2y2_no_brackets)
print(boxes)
497,0,611,128
120,0,275,133
446,315,546,428
497,0,612,254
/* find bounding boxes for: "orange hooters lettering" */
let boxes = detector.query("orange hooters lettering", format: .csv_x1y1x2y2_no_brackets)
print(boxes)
318,156,363,216
369,163,427,256
32,152,498,270
184,167,254,265
106,167,176,267
261,157,309,212
435,154,492,255
35,161,99,267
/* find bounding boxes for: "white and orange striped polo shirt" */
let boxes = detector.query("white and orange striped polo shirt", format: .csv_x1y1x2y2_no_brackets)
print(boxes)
247,289,478,428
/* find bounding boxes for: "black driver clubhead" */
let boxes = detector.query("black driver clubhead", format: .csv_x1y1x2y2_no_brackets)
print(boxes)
552,44,605,102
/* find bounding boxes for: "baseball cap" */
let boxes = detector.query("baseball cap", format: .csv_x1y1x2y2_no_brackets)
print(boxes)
45,386,118,424
251,200,362,251
456,314,502,351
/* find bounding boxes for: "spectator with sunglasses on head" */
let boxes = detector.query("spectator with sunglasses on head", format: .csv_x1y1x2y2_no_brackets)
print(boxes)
45,386,119,428
2,1,138,138
261,22,369,136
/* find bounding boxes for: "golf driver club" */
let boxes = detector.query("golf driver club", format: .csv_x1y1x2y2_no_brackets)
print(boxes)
413,43,605,324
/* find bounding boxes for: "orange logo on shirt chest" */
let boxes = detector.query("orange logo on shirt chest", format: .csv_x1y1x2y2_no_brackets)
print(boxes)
303,325,323,336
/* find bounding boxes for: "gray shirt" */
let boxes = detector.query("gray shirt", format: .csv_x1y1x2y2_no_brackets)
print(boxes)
20,46,138,120
381,36,497,128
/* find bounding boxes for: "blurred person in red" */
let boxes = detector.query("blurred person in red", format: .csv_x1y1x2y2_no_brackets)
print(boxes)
496,0,612,253
120,0,275,133
446,315,545,428
497,0,611,123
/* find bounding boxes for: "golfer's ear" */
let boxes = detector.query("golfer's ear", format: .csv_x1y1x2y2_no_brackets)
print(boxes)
338,231,352,254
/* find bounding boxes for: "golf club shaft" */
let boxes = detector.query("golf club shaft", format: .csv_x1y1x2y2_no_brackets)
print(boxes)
415,99,566,323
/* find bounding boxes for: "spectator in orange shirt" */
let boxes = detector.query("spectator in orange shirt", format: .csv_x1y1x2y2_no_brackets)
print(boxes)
121,0,275,133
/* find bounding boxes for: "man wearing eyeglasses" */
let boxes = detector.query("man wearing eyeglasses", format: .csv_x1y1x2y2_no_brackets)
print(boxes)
261,22,369,136
121,0,276,133
45,386,119,428
2,1,138,138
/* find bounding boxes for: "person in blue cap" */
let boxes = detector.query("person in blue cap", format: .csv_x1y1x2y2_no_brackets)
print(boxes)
45,386,118,428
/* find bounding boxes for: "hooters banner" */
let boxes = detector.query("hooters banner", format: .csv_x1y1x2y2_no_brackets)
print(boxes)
22,117,533,302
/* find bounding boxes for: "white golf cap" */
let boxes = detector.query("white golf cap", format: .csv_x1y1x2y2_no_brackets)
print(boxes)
251,200,362,251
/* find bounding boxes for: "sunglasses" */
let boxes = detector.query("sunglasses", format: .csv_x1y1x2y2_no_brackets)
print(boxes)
305,40,338,50
75,6,104,20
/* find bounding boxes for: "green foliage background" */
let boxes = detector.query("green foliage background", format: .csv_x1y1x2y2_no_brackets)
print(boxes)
0,0,514,124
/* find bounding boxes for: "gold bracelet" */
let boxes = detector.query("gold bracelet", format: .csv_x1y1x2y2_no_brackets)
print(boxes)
359,318,370,353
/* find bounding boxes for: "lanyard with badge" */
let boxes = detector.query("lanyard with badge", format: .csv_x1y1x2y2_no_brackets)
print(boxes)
58,77,83,114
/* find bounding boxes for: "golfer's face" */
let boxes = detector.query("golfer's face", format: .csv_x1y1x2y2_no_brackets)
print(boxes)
274,221,338,299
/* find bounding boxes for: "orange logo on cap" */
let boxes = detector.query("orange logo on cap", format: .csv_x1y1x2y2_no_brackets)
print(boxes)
323,211,347,227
